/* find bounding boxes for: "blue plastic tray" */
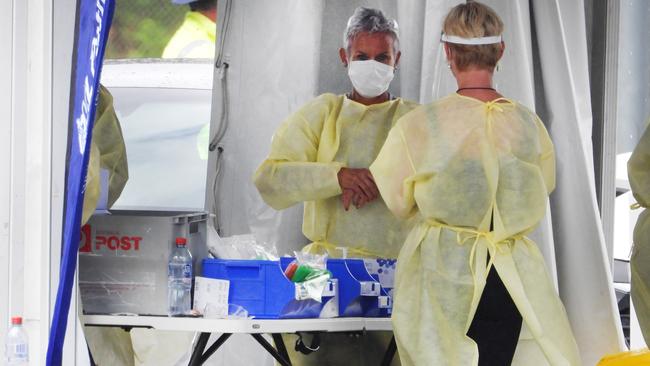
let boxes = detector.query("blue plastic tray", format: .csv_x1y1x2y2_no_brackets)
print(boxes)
202,259,336,319
325,258,391,317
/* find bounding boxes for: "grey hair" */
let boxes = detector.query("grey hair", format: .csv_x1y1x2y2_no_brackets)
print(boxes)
343,7,400,53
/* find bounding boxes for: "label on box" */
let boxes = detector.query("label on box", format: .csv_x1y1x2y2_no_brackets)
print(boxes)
364,258,396,289
378,295,392,309
360,281,381,296
193,276,229,318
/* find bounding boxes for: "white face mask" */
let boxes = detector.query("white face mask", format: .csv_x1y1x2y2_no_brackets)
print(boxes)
347,60,395,98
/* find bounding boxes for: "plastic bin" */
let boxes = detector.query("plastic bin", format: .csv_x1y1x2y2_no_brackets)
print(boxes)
346,259,392,317
363,258,397,317
322,259,389,317
202,259,338,319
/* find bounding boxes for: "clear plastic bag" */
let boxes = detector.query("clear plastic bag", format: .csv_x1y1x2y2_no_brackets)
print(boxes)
206,223,278,260
202,303,251,319
285,252,332,303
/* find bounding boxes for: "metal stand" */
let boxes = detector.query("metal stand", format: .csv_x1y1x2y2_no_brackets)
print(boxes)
380,335,397,366
271,333,291,362
187,332,291,366
200,333,232,364
252,333,292,366
188,332,210,366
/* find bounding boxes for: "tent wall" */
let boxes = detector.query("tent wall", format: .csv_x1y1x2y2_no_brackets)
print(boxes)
0,0,13,359
0,0,54,363
588,0,619,262
616,0,650,154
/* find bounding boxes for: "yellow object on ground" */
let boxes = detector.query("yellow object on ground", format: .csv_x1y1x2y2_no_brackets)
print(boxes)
628,119,650,347
597,349,650,365
81,85,129,225
253,93,418,259
162,11,216,59
370,93,581,365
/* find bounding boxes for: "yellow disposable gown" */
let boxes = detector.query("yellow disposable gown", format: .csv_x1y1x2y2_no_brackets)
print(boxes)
370,93,581,366
82,85,129,225
254,93,418,259
83,85,131,365
162,11,216,59
254,93,416,366
627,118,650,346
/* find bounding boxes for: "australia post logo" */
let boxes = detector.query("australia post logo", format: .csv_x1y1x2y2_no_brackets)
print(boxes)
79,224,142,253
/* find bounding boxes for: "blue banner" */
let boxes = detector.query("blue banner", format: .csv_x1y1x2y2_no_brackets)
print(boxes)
47,0,114,364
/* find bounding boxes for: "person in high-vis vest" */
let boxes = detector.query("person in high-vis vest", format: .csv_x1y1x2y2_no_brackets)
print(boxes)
254,7,417,365
370,2,580,365
162,0,216,59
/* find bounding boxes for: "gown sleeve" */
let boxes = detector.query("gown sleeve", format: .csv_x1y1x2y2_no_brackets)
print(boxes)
370,121,417,219
253,99,343,210
536,117,556,194
629,120,650,208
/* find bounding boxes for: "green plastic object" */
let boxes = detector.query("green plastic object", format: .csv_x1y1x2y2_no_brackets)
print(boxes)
305,269,332,281
291,265,312,283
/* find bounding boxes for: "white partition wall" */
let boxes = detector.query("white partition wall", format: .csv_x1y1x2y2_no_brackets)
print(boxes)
0,0,81,363
0,0,14,360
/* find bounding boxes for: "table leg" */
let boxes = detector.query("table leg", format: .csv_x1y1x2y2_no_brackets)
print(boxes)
251,333,292,366
188,332,210,366
199,333,232,364
271,333,291,362
380,335,397,366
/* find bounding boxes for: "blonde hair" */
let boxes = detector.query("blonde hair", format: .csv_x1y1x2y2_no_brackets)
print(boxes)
442,1,504,71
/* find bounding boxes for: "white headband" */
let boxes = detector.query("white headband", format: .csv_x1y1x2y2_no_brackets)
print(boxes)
440,33,502,45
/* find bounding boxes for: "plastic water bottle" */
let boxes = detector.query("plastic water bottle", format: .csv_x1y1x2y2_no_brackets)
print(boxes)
5,316,28,365
168,237,193,316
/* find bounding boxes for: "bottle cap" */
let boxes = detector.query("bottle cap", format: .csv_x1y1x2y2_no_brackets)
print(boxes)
11,317,22,325
175,237,187,246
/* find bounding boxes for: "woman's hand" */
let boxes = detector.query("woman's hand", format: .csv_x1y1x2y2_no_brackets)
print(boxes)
338,168,379,210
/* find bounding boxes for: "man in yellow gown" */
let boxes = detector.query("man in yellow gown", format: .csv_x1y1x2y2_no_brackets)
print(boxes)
254,7,416,365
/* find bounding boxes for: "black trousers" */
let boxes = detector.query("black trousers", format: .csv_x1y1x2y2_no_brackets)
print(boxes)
466,266,523,366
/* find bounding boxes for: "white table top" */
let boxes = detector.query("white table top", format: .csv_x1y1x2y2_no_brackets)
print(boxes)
81,315,393,334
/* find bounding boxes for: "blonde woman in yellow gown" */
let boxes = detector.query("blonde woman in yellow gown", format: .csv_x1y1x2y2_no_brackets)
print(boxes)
370,2,580,365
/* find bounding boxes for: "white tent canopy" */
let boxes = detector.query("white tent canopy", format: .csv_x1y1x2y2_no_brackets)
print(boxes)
0,0,635,364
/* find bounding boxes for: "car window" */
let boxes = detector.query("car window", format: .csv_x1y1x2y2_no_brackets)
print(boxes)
108,87,211,211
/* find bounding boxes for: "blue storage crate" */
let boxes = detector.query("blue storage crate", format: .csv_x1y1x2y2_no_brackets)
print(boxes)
363,258,397,317
346,259,392,317
202,259,337,319
322,259,385,317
